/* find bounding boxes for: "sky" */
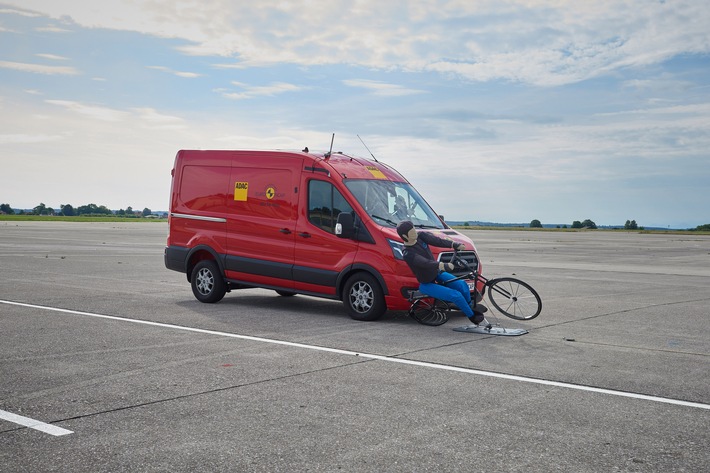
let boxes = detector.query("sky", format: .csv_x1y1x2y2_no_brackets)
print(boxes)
1,1,709,229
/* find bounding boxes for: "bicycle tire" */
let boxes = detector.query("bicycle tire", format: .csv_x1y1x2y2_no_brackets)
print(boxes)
487,277,542,320
409,298,451,326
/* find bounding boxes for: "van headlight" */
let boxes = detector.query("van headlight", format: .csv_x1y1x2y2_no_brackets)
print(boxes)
388,239,405,260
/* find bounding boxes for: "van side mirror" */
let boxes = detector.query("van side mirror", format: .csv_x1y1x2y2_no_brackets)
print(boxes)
335,212,355,239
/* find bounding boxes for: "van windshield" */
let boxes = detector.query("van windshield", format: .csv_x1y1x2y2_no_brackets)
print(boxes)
344,179,446,229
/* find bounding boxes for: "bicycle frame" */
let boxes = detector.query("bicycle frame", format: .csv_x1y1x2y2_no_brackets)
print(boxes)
447,249,542,320
407,248,542,325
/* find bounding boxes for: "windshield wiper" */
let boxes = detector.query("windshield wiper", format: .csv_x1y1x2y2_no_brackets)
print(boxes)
415,224,440,229
371,214,398,227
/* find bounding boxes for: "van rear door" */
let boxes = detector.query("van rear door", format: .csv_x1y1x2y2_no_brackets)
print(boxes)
224,154,302,290
167,151,229,260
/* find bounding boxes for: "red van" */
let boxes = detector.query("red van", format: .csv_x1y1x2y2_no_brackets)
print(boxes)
164,149,484,320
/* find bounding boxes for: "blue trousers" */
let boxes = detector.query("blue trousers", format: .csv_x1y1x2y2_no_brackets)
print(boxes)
419,272,473,317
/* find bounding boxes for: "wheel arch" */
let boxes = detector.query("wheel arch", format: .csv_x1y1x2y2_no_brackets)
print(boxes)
336,264,389,300
185,245,225,283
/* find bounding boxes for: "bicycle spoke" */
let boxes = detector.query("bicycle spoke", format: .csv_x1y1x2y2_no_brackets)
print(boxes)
487,277,542,320
410,298,450,326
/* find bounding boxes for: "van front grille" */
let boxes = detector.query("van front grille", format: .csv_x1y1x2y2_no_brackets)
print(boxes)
438,251,479,276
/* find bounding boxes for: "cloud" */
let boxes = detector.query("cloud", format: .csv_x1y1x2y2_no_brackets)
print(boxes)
343,79,425,97
46,100,129,121
0,7,42,17
220,81,305,100
44,100,186,129
0,96,267,211
2,1,708,227
15,0,710,86
147,65,202,78
131,107,186,130
0,133,64,144
36,53,69,61
35,26,72,33
0,60,79,75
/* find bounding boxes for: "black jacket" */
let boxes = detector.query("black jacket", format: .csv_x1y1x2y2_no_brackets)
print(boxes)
402,232,455,283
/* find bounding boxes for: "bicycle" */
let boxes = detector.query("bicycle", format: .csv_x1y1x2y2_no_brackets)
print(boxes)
408,247,542,327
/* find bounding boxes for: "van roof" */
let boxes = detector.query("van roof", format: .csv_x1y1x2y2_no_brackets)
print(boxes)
177,149,409,183
307,150,408,182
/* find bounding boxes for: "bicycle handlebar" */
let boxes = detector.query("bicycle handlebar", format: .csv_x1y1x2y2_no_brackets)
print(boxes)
442,247,478,285
450,247,476,274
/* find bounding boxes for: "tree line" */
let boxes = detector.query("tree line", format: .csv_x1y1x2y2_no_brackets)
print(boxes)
0,202,154,217
530,218,600,229
4,202,709,231
530,219,631,229
530,218,710,231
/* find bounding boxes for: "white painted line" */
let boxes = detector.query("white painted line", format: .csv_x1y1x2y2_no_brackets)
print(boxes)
2,299,709,411
0,409,73,436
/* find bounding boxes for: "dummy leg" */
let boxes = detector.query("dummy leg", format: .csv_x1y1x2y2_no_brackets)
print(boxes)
418,281,474,318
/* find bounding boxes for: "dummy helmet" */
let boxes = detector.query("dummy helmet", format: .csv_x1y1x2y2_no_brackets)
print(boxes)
396,220,414,241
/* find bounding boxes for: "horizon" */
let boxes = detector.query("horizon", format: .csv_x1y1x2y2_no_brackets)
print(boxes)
1,1,709,229
3,205,700,230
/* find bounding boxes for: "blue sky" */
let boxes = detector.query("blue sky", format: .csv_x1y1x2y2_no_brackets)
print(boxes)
1,1,708,228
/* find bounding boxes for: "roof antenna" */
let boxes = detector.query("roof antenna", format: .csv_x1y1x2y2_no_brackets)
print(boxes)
357,134,378,162
324,133,335,160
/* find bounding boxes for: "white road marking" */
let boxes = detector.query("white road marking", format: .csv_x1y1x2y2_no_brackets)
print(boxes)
2,299,709,411
0,409,73,436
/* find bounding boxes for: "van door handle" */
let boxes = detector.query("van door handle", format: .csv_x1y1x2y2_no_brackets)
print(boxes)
298,232,311,238
279,228,292,234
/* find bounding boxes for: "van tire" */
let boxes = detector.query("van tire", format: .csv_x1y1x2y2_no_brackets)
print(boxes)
343,273,386,321
275,290,297,297
191,260,227,303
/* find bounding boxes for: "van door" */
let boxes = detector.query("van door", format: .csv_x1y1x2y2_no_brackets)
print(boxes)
293,177,360,296
224,154,302,290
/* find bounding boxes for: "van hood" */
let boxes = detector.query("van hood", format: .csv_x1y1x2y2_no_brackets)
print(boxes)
381,226,473,249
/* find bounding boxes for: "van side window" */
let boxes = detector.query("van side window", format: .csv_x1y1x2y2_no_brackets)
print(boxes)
308,180,353,233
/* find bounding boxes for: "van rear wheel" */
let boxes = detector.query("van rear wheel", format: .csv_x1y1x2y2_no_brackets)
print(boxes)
191,260,226,303
343,273,386,321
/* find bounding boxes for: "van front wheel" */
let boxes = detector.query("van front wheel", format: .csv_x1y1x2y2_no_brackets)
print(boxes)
191,260,226,303
343,273,386,321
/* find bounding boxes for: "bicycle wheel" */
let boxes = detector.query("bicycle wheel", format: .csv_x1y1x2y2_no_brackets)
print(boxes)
487,277,542,320
409,298,451,326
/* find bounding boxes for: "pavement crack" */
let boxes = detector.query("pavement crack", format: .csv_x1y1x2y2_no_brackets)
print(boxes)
531,297,710,330
0,359,374,435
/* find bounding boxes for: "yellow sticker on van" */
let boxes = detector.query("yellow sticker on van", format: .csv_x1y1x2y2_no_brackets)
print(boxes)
366,166,387,179
234,181,248,201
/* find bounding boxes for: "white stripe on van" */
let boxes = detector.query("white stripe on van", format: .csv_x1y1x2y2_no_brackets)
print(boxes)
170,213,227,223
